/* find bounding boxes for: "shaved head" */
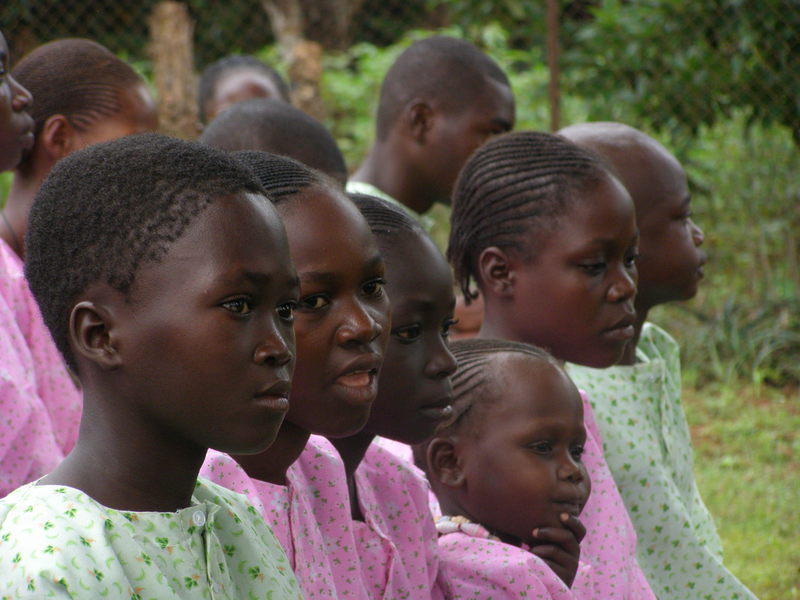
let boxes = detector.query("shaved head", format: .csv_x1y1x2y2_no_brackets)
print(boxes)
558,122,685,218
376,36,511,140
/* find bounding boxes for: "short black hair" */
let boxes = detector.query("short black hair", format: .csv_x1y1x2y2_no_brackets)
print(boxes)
438,338,559,439
376,36,510,140
25,133,265,372
12,38,143,138
348,192,423,239
201,98,348,184
198,55,290,123
448,130,612,302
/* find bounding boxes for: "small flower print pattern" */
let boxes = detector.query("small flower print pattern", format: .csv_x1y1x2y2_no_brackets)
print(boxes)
567,323,757,600
0,239,82,497
0,477,303,599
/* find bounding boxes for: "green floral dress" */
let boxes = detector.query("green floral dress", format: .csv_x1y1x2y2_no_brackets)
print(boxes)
0,477,303,599
567,323,756,599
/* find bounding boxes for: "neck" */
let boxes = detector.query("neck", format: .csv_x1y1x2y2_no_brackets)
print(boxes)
618,302,650,365
232,419,310,485
40,388,205,512
477,299,525,343
352,142,439,214
329,430,375,520
2,168,45,259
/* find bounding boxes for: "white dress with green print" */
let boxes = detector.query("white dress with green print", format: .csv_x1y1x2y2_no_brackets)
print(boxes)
0,477,303,599
567,322,757,600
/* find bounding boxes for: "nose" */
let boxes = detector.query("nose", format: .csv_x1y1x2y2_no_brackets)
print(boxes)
690,219,705,247
253,318,294,367
9,75,32,113
335,298,384,347
424,337,457,380
557,452,585,484
607,263,637,304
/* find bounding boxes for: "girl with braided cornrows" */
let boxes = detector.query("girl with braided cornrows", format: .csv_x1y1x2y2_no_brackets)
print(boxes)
0,30,83,498
201,152,390,599
4,38,158,260
418,338,590,599
448,131,655,598
328,192,456,599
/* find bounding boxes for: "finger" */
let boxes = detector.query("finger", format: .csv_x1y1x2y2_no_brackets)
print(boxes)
559,513,587,542
532,526,579,556
529,543,575,566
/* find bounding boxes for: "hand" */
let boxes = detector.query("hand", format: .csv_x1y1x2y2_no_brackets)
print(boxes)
529,513,586,587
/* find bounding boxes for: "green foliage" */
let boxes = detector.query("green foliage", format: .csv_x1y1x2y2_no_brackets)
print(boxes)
684,383,800,599
568,0,800,144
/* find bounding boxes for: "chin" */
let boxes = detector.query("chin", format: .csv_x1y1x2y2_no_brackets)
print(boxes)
317,409,372,439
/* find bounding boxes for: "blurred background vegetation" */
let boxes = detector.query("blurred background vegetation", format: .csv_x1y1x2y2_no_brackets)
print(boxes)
2,1,798,596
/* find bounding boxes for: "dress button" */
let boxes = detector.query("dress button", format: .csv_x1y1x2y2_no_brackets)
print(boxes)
192,510,206,527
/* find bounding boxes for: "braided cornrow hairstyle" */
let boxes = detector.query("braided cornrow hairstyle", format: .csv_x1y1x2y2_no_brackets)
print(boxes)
198,55,290,123
448,130,611,302
348,192,423,239
233,150,339,205
436,338,559,439
25,133,265,372
12,38,142,136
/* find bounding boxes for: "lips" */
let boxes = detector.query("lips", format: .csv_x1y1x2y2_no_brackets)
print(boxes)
254,379,291,413
418,397,454,421
601,312,636,341
333,353,382,406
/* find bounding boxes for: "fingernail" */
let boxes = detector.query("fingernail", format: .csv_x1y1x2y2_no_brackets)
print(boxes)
532,528,539,537
560,512,569,521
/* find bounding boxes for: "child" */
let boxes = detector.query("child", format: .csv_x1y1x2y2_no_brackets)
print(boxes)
201,97,348,184
421,338,589,599
0,133,302,598
201,152,390,598
199,54,290,124
5,38,158,259
329,193,458,598
559,121,756,599
0,30,83,497
349,36,515,218
449,130,655,598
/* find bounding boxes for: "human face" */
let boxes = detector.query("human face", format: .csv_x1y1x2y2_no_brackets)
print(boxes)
279,187,391,437
506,174,638,367
426,77,515,203
628,150,706,307
72,82,158,149
365,230,457,444
0,32,34,172
112,193,299,455
205,69,285,122
456,355,590,543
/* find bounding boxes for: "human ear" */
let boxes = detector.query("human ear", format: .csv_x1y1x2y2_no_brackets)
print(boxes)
427,436,465,489
39,114,78,161
69,301,122,370
406,101,434,144
477,246,514,299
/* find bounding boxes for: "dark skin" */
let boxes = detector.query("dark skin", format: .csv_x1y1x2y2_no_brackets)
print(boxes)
41,194,300,512
2,82,157,258
559,122,706,365
426,354,589,586
477,174,639,368
0,32,33,174
203,68,287,123
330,229,458,519
233,186,391,485
352,77,514,214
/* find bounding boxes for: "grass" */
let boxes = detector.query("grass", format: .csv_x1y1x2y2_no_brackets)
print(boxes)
684,382,799,599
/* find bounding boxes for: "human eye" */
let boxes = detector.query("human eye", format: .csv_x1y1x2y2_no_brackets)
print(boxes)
624,247,640,268
392,323,422,343
570,443,585,460
578,261,606,276
276,301,296,323
362,277,386,298
528,440,553,454
297,294,329,311
221,297,253,316
441,318,458,339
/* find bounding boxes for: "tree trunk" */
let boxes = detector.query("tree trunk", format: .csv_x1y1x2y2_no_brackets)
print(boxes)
148,1,199,139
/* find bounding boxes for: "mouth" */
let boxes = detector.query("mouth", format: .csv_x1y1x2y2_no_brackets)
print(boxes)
552,499,585,517
601,312,636,342
333,354,382,405
418,398,454,421
254,379,291,413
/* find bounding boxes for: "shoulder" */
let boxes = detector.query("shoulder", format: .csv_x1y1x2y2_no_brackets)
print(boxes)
362,441,428,490
639,321,679,359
